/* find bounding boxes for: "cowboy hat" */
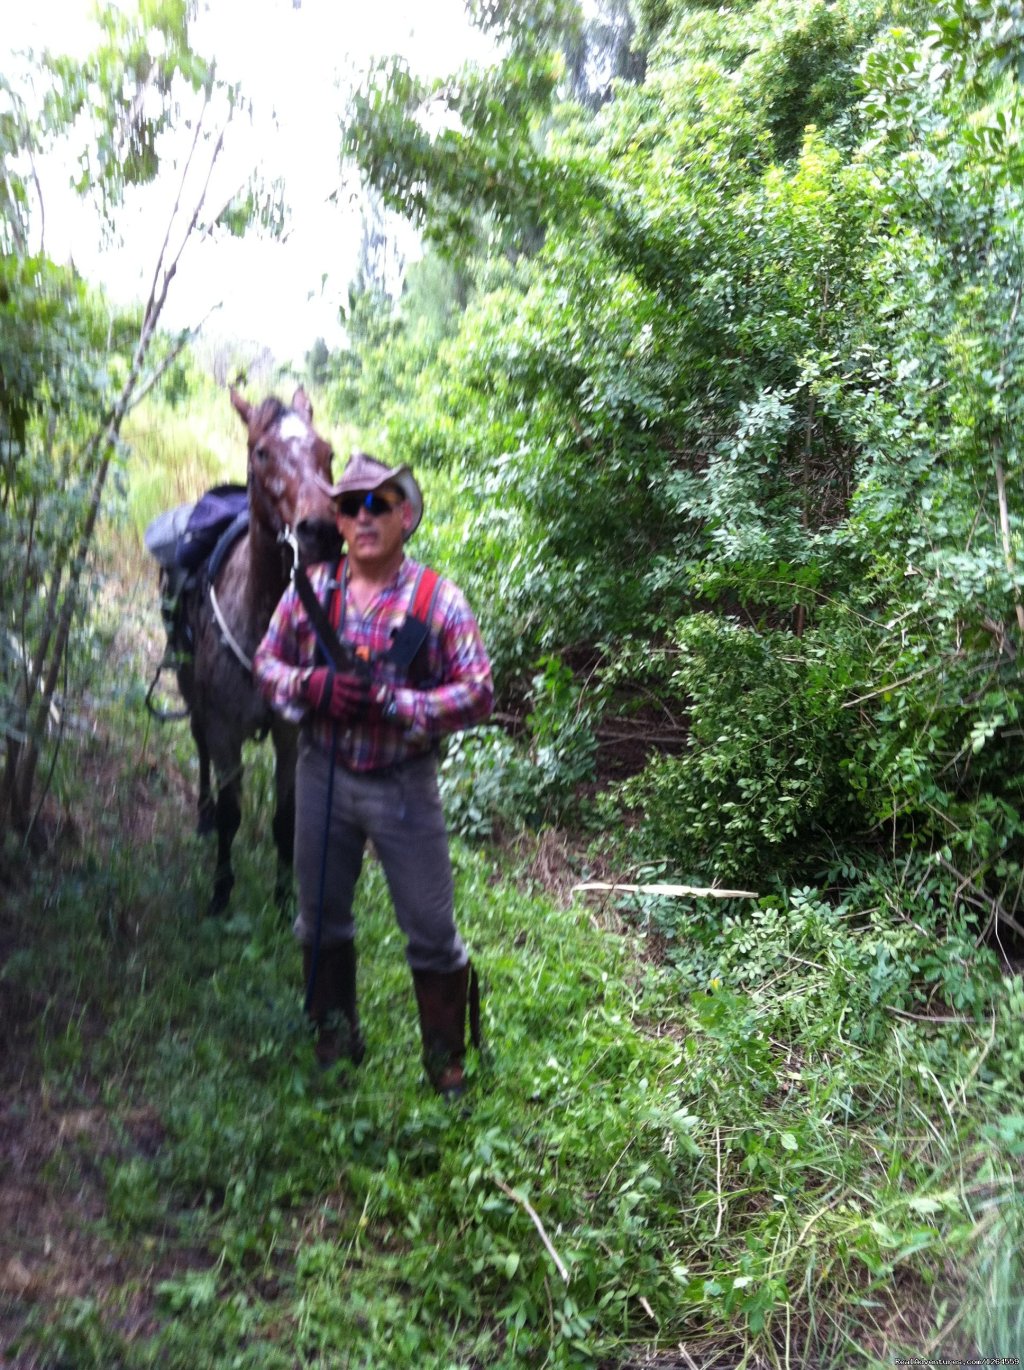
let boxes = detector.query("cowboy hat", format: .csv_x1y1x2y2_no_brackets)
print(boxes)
316,451,423,539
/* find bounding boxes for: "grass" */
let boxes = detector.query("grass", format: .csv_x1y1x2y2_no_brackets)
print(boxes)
4,599,1022,1368
2,391,1022,1368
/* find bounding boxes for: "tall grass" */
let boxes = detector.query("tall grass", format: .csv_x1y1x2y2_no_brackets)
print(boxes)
96,390,249,586
124,402,242,529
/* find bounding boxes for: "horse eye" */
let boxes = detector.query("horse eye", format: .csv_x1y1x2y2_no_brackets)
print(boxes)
254,445,268,462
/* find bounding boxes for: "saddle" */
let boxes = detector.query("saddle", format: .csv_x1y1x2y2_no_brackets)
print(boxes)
143,485,249,715
144,485,248,651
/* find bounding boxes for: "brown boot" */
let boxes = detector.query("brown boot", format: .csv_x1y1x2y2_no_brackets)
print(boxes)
303,942,366,1069
411,962,481,1099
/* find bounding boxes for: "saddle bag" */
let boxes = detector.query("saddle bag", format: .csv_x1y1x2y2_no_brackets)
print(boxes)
175,484,248,572
143,485,250,717
144,500,196,570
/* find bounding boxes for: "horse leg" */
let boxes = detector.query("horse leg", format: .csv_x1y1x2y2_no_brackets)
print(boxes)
191,715,215,837
208,757,243,917
270,720,297,911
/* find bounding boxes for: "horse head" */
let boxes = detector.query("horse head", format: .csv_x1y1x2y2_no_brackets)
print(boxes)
230,385,341,566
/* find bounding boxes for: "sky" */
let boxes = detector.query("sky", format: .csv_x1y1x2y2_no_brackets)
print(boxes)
5,0,495,362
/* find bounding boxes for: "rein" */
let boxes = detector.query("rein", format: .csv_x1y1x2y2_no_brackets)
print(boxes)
207,526,301,676
278,526,337,1018
209,582,254,673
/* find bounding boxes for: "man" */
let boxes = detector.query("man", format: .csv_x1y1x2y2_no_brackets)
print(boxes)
253,452,493,1099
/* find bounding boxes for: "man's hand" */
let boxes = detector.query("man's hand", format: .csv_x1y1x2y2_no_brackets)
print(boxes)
303,667,370,723
367,683,397,723
303,666,334,714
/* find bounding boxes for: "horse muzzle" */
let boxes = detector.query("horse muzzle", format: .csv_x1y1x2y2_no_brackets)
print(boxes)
294,517,342,567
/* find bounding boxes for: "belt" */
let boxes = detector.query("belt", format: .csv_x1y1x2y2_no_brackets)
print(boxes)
302,728,436,778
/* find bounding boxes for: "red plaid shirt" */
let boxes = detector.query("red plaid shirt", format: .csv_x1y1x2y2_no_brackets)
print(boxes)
253,556,493,772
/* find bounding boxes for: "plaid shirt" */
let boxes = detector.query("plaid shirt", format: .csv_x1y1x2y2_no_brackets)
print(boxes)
253,555,493,772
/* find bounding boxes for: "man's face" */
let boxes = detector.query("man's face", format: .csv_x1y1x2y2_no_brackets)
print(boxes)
336,483,411,566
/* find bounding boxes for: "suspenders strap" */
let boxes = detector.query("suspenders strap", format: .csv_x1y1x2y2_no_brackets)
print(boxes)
385,566,441,672
324,560,441,674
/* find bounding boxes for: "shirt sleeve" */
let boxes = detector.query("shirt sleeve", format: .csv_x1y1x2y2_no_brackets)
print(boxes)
389,581,493,742
253,583,312,724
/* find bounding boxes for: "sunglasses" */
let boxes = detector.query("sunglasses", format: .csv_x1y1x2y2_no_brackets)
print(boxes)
337,491,401,519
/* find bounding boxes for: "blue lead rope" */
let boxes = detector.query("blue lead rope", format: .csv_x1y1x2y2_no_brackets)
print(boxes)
304,719,338,1015
278,530,343,1015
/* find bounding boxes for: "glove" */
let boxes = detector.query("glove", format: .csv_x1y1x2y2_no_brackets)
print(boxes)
303,667,370,723
366,683,398,724
303,666,334,714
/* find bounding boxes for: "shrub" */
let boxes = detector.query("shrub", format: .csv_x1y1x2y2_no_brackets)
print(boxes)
618,614,859,881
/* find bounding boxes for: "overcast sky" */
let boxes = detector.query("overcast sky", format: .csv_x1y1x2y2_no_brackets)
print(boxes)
6,0,495,361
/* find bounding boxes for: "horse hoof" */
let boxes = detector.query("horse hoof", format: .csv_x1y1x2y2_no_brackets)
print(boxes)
206,882,233,917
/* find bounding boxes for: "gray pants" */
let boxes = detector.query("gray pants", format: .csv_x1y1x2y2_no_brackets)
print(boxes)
293,737,468,974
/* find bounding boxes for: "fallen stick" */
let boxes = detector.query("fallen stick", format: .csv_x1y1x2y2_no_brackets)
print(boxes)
494,1178,570,1284
572,881,759,900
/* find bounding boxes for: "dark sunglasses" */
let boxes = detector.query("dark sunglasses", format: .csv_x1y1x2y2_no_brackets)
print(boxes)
337,491,400,519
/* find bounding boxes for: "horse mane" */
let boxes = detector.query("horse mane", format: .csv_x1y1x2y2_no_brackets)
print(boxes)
249,396,289,445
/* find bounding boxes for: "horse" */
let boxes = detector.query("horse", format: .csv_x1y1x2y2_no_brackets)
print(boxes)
175,386,340,916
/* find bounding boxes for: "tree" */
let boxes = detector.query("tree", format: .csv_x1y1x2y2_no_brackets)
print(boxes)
0,2,274,844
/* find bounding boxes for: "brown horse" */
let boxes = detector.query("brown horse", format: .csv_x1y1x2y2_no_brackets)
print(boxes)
176,386,339,915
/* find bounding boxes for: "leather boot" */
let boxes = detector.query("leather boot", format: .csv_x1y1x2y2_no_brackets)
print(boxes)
303,942,366,1069
411,962,481,1099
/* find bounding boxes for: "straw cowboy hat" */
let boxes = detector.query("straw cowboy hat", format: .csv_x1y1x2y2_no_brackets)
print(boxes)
316,452,423,540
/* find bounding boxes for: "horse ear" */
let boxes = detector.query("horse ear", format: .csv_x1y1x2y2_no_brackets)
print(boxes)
230,386,252,425
292,387,313,422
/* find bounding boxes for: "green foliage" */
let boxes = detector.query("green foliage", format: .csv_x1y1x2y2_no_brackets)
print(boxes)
41,0,218,222
344,48,571,257
520,653,600,817
313,251,473,439
328,0,1024,924
439,727,518,839
440,654,601,837
616,615,856,881
0,254,138,822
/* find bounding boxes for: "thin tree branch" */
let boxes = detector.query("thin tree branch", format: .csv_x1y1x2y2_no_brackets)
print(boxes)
884,1005,972,1025
573,880,759,900
994,456,1024,637
493,1178,570,1284
126,309,220,413
14,101,233,818
936,855,1024,942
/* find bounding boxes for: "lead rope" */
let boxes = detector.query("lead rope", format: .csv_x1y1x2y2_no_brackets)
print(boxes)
282,529,347,1017
305,719,338,1015
469,963,482,1051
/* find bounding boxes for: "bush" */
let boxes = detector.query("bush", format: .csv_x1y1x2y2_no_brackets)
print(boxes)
618,614,859,882
441,654,602,839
